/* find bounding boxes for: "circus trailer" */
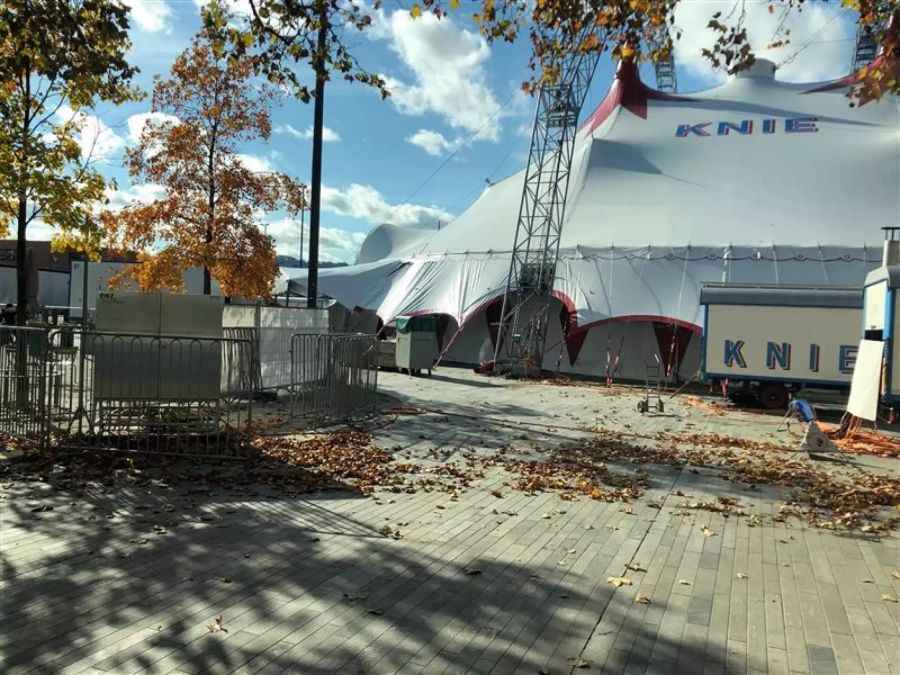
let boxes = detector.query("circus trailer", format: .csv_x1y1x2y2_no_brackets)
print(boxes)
699,283,863,409
857,228,900,419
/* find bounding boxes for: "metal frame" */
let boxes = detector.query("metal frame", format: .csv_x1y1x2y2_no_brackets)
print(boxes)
0,325,255,455
852,23,880,72
492,32,602,377
289,333,378,428
651,31,678,93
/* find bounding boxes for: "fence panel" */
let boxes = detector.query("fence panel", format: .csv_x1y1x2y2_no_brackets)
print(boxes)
289,333,378,428
81,332,254,454
0,328,256,455
0,325,51,443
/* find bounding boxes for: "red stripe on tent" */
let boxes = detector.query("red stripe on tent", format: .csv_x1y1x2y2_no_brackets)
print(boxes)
579,60,697,136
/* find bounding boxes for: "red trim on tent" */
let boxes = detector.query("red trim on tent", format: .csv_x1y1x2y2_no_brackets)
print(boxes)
801,54,894,106
371,290,702,365
652,321,695,380
578,60,696,136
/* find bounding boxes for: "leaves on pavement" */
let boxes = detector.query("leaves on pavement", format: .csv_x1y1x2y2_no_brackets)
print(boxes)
206,616,227,634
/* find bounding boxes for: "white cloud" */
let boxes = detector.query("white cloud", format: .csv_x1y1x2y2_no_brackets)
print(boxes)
265,217,366,263
236,153,276,173
123,0,174,33
407,129,462,156
321,183,453,228
369,9,503,142
672,0,856,86
126,112,179,143
56,105,125,162
193,0,254,17
275,123,341,142
105,183,167,211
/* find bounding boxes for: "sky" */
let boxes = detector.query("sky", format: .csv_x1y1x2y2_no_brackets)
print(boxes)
48,0,860,263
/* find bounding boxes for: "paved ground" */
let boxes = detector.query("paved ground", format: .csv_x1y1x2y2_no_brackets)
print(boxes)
2,368,899,674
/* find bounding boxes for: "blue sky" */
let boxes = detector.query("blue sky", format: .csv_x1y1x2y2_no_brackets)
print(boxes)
58,0,858,262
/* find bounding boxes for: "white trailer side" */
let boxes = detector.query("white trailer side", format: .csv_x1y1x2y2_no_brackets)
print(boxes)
700,284,862,408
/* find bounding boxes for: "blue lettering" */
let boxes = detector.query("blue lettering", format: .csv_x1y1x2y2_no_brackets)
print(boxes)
762,118,777,134
785,117,818,133
766,341,792,370
724,340,747,368
676,122,711,138
717,120,754,136
809,344,820,372
838,345,858,374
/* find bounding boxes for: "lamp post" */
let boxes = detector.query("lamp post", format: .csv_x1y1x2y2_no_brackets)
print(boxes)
306,0,327,309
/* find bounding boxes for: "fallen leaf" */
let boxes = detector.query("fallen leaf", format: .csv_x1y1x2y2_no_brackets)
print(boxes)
678,579,692,586
700,526,718,537
607,576,632,587
861,579,875,584
737,573,748,580
367,608,385,615
635,593,651,604
491,490,503,498
881,594,898,603
220,577,232,584
343,592,367,601
464,566,482,575
566,549,577,555
557,560,568,566
891,571,900,581
541,514,552,519
626,563,646,572
206,616,227,634
567,657,590,668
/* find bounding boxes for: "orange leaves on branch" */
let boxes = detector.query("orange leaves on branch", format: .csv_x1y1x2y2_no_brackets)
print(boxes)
104,22,308,299
473,0,898,104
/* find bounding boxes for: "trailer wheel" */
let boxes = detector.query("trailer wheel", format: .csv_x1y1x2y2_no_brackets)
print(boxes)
637,400,647,413
758,384,788,410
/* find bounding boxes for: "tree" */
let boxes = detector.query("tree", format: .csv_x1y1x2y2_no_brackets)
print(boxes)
105,26,308,299
202,0,389,102
0,0,139,324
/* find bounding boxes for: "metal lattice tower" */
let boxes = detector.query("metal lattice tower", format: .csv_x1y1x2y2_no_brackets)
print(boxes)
852,3,894,72
492,40,601,377
652,33,678,93
852,23,880,71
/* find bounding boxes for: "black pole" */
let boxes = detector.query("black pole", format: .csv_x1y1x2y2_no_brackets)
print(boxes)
307,1,327,309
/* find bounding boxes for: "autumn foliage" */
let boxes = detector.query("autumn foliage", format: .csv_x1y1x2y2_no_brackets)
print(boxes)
105,26,307,299
404,0,899,102
0,0,139,321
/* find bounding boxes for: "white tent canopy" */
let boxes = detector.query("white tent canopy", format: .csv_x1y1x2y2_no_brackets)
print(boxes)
287,59,898,381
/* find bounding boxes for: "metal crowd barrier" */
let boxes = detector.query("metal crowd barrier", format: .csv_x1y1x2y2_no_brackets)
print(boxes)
0,325,255,455
289,333,378,428
0,326,52,442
